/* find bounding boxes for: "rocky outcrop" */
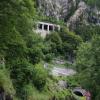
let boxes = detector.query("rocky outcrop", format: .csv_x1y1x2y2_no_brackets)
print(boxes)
88,7,100,25
36,0,100,30
67,1,88,29
37,0,76,20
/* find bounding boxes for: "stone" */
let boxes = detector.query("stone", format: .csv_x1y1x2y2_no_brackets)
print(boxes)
58,80,68,89
37,0,76,20
67,1,88,30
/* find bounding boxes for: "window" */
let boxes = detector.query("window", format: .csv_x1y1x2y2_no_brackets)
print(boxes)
49,25,53,31
38,24,42,30
44,24,48,30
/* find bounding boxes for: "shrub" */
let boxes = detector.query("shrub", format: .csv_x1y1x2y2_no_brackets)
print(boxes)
32,64,47,90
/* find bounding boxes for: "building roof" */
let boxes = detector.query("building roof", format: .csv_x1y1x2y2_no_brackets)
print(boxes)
37,21,60,27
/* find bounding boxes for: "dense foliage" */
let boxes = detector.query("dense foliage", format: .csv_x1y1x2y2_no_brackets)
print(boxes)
75,25,100,41
45,28,82,61
0,0,47,99
76,35,100,100
0,0,78,99
0,0,100,100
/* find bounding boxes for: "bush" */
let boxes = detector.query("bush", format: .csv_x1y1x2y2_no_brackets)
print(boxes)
45,32,63,55
10,60,34,86
45,54,53,62
32,64,47,90
59,27,83,58
76,35,100,99
0,68,15,97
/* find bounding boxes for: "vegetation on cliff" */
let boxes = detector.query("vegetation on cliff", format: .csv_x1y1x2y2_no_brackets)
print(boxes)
0,0,100,100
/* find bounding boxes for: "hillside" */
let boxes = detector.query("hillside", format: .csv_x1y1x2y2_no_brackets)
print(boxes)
0,0,100,100
36,0,100,28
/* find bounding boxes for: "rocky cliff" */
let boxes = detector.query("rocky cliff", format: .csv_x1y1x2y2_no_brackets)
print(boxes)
37,0,76,20
36,0,100,29
67,1,88,29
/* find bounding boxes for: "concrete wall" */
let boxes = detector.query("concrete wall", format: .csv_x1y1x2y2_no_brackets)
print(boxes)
35,22,60,38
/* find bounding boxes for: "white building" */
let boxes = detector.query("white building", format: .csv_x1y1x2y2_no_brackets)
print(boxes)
34,22,60,38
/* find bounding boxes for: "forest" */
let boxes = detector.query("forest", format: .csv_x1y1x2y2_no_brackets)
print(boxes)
0,0,100,100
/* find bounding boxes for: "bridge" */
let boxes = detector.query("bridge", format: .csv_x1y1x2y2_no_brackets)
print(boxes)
35,22,60,38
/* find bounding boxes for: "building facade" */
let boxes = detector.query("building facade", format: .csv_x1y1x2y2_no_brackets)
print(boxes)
35,22,60,38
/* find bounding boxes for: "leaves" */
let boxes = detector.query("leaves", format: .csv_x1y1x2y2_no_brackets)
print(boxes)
76,35,100,99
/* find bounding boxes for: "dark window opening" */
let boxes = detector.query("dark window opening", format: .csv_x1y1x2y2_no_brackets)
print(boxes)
49,25,53,31
74,91,83,97
38,24,42,30
44,24,48,30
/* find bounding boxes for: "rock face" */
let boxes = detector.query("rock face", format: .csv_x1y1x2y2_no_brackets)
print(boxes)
67,1,88,29
67,1,100,29
36,0,100,29
37,0,76,20
88,7,100,25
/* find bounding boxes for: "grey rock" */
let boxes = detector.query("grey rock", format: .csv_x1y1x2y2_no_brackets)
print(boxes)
37,0,76,20
67,1,88,29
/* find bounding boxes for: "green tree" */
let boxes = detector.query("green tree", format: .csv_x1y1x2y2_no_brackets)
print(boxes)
59,27,83,59
45,32,63,55
0,0,45,99
26,34,44,64
0,0,36,65
32,64,47,90
75,25,100,41
76,35,100,99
